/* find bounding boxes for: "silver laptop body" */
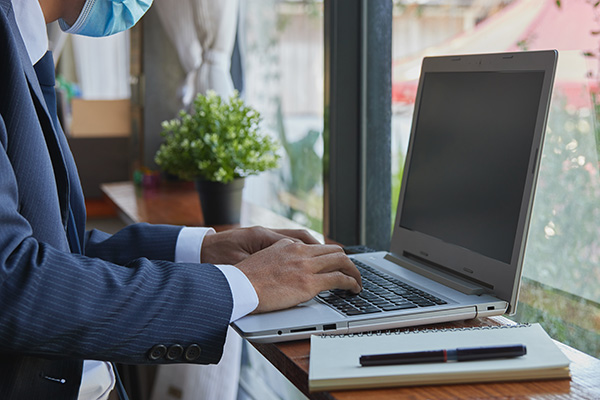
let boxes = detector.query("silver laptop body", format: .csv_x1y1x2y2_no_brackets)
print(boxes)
233,50,558,343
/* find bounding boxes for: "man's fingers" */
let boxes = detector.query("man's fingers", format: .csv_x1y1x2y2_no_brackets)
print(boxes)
270,237,297,248
317,271,362,294
245,227,304,250
275,239,345,256
272,229,321,244
236,239,363,313
311,252,362,289
272,240,361,287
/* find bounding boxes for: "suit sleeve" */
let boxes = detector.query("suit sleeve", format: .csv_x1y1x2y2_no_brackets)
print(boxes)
84,223,183,264
0,116,233,366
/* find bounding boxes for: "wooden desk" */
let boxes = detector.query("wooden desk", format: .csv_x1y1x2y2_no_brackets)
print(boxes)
101,181,600,400
101,181,322,238
251,316,600,400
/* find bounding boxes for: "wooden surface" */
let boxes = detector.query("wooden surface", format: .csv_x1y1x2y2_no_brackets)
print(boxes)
101,181,323,239
101,181,204,227
251,316,600,400
102,181,600,400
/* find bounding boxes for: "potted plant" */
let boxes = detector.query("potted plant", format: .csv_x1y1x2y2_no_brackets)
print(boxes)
154,91,280,225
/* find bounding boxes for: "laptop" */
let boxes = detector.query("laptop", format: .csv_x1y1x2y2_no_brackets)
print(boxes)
233,50,558,343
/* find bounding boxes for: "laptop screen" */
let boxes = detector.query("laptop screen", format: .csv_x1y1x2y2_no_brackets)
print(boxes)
399,71,545,264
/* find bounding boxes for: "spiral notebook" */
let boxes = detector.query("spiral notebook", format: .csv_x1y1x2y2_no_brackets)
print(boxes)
309,323,570,392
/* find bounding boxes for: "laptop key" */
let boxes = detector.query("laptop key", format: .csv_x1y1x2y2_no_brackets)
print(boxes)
319,259,448,315
317,292,337,300
381,303,418,311
346,308,381,316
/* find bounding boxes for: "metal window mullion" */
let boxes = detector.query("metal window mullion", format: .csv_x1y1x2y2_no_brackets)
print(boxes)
324,0,391,250
359,0,369,246
324,0,362,246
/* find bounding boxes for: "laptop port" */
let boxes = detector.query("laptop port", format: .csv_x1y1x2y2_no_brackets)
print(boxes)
290,327,317,333
323,324,337,331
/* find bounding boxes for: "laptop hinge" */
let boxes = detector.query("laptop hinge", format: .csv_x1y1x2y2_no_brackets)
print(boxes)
384,253,491,296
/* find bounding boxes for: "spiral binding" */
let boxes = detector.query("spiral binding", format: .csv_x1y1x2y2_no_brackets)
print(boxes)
319,323,531,339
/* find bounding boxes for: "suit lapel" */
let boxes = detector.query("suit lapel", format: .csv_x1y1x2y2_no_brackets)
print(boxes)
9,10,71,227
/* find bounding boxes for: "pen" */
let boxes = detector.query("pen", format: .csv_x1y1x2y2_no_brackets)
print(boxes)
359,344,527,366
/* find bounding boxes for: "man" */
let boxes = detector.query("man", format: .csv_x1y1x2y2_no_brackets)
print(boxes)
0,0,362,398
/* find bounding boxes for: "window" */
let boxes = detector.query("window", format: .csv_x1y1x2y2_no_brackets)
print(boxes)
241,0,393,251
238,3,326,399
391,0,600,357
241,0,325,233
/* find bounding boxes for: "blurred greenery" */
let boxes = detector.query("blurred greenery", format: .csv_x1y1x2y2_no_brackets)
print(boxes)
510,279,600,358
275,102,323,233
242,0,324,233
511,302,600,358
391,154,404,228
514,87,600,356
523,90,600,303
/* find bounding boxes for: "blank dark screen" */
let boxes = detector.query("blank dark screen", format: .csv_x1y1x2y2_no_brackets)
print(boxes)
399,71,545,263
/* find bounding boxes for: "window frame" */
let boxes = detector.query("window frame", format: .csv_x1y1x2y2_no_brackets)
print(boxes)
324,0,392,250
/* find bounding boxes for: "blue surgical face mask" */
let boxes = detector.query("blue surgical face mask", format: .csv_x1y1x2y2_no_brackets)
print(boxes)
59,0,153,37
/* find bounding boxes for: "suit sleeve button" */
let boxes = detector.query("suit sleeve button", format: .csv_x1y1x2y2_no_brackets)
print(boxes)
148,344,167,361
184,344,201,361
166,344,184,360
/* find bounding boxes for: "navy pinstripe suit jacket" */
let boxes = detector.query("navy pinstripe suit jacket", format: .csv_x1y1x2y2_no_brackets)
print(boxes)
0,1,233,398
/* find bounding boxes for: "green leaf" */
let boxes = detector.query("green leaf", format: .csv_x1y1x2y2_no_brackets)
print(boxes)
154,91,280,183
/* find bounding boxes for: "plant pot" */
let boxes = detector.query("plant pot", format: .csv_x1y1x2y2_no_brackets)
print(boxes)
195,178,245,225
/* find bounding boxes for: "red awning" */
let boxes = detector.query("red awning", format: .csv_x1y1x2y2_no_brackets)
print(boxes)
392,0,598,108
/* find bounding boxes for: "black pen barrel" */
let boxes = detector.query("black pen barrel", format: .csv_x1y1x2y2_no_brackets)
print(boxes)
360,344,527,366
360,349,446,366
456,344,527,361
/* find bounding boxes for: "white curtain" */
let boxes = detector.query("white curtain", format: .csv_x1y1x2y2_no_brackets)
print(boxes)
155,0,239,107
191,0,238,97
154,0,202,106
71,32,131,100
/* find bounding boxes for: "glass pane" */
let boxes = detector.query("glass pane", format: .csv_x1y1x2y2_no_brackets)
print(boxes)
391,0,600,357
238,3,322,396
240,1,324,233
524,52,599,303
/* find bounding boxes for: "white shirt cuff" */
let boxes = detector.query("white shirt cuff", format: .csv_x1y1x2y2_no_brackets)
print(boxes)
215,264,259,322
175,227,216,263
175,227,259,321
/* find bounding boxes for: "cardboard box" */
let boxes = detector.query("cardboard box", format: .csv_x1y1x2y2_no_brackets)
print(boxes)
70,99,131,137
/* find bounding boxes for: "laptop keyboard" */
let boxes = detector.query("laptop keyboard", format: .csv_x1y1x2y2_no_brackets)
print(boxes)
317,259,447,316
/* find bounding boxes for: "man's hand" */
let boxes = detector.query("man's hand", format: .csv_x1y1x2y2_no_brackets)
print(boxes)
235,239,362,313
201,226,320,265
